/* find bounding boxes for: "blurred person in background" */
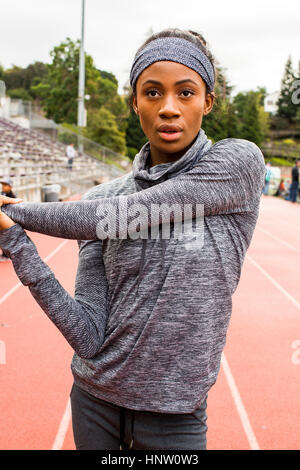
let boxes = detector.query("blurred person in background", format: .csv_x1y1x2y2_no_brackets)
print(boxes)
274,178,285,197
66,143,76,170
263,161,272,195
1,177,16,199
289,160,300,203
0,177,16,261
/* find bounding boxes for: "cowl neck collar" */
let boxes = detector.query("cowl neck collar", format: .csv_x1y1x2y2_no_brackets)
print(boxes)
132,128,212,191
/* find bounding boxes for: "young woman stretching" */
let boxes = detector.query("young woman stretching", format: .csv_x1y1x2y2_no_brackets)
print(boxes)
0,28,266,450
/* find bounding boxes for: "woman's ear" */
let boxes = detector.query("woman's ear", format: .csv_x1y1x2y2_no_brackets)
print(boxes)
132,94,139,115
203,92,215,116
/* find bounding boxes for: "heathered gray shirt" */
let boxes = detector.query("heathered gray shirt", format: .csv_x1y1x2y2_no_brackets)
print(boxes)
0,129,265,413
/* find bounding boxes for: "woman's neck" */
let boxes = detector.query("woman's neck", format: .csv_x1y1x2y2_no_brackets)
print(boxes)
149,143,193,168
148,133,200,168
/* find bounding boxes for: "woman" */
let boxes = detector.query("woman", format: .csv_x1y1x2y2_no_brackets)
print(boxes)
0,28,266,450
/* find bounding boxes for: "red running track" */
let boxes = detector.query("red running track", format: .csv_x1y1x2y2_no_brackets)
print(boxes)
0,194,299,450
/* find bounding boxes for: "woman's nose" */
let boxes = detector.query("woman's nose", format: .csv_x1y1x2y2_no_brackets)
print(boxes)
158,94,180,118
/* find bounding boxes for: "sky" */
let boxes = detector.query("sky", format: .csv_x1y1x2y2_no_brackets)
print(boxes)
1,0,299,97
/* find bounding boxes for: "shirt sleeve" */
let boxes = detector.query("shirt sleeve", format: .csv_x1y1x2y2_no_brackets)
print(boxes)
1,139,266,241
0,223,109,359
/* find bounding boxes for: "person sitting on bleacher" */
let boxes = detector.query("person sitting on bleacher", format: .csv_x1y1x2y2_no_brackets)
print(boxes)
0,177,16,262
66,143,76,170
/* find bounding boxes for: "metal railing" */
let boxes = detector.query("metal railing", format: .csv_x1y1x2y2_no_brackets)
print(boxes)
261,143,300,161
55,124,131,172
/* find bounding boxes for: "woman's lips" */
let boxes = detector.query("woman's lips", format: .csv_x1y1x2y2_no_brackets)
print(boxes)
158,130,183,142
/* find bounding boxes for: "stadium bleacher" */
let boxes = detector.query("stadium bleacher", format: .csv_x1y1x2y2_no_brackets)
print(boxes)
0,117,127,201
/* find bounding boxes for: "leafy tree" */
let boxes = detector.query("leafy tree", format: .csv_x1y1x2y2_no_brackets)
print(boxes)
125,106,148,157
276,55,298,123
233,91,266,145
256,86,267,107
123,82,148,158
31,37,127,154
84,106,126,154
32,38,98,123
0,64,5,81
202,66,238,142
2,65,25,89
106,94,129,133
24,62,48,98
6,88,32,101
1,62,47,100
293,61,300,131
98,69,118,86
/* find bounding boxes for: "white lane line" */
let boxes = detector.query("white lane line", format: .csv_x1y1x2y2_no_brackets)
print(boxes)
51,398,72,450
223,251,300,450
0,282,22,306
221,353,260,450
0,240,69,306
256,227,300,255
246,254,300,310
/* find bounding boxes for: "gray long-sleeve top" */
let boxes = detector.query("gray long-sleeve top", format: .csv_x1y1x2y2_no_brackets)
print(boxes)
0,129,266,413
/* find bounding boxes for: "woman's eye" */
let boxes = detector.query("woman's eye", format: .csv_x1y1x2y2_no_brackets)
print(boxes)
147,89,159,97
181,90,194,97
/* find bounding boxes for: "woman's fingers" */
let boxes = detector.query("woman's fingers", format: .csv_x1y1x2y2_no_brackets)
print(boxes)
0,196,23,207
0,196,21,229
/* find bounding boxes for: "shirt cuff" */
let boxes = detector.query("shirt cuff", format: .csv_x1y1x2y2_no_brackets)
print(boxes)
0,223,26,255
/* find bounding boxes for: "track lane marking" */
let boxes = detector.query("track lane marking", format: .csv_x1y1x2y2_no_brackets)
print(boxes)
51,398,72,450
221,353,260,450
256,227,300,255
246,254,300,310
222,245,300,451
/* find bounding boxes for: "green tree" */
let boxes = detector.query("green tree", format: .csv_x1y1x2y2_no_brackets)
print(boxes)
31,37,127,154
233,91,265,145
276,55,297,123
25,62,48,98
84,106,126,154
106,94,129,133
1,62,47,100
2,65,25,89
98,69,118,86
32,38,97,123
0,64,5,82
202,66,238,142
31,38,109,124
6,88,32,101
293,61,300,130
125,107,148,158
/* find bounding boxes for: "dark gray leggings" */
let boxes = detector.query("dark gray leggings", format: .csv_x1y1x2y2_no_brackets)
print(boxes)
70,383,208,450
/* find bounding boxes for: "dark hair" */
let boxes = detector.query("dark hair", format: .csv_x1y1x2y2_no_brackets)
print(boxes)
129,28,218,107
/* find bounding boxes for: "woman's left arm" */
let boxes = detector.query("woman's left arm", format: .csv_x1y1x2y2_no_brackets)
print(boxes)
0,223,109,359
0,195,109,359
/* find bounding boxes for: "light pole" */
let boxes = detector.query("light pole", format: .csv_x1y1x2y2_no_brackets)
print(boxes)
77,0,86,128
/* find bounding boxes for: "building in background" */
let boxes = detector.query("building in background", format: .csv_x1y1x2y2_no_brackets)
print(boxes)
264,91,280,115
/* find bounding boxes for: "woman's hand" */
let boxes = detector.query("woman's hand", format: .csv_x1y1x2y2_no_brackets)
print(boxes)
0,195,23,231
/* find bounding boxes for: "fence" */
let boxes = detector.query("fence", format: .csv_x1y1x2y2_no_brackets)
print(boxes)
261,143,300,162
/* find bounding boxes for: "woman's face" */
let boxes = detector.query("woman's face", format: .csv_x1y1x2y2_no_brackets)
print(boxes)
133,60,214,165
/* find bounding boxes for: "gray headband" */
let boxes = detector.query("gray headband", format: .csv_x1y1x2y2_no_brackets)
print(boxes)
130,37,215,93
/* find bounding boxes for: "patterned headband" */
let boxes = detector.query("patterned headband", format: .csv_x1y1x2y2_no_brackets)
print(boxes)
130,37,215,93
